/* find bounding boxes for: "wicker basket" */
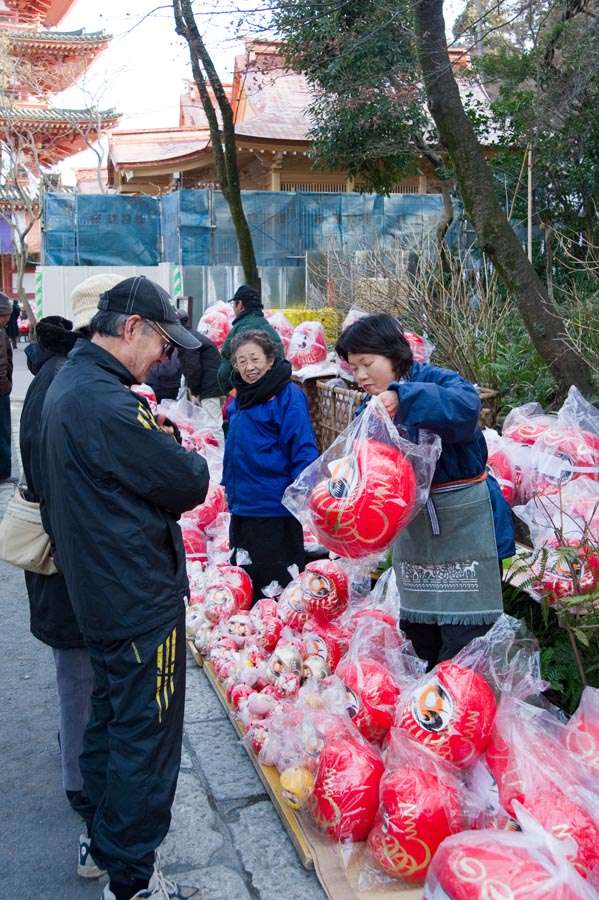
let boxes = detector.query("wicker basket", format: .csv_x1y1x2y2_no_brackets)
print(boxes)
313,380,365,451
297,377,498,450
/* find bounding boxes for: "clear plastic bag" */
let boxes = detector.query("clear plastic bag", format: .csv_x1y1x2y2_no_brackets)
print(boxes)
364,730,467,886
264,309,294,354
287,320,328,371
197,301,231,349
502,401,559,504
486,695,599,880
423,804,599,899
394,615,541,769
283,396,441,562
483,426,517,506
512,481,599,608
334,616,425,745
564,685,599,773
525,387,599,500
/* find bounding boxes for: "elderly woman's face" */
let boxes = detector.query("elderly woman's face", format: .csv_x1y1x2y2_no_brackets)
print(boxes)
233,340,274,384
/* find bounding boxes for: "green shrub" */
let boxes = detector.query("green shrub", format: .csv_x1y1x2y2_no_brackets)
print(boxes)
503,583,599,714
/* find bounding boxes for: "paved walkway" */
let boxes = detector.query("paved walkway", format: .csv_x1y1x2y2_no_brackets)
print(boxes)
0,347,327,900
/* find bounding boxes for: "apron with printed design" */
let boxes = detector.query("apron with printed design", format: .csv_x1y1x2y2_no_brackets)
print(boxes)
392,478,503,625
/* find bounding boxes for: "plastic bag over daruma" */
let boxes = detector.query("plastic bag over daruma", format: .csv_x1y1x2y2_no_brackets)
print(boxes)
282,397,441,562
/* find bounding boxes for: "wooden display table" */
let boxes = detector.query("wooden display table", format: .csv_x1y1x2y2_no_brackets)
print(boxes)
187,644,423,899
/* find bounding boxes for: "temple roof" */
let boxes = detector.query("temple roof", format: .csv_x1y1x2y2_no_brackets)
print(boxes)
4,26,108,44
108,39,497,192
179,83,230,129
3,26,111,92
180,44,312,144
0,183,37,206
0,105,120,167
109,127,211,168
0,105,119,124
180,39,494,147
234,70,312,144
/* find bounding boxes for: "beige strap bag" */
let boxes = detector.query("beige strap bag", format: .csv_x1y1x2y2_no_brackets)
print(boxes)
0,483,58,576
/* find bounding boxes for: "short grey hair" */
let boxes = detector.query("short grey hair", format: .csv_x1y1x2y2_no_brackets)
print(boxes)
90,311,154,338
230,329,278,364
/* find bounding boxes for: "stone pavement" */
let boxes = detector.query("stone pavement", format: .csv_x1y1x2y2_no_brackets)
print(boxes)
0,347,327,900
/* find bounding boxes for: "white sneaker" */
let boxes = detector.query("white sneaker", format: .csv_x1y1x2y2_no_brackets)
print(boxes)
101,859,201,899
78,834,107,878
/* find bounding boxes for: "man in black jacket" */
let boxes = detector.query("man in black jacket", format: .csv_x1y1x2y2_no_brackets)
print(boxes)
40,276,209,900
21,273,121,880
176,309,224,443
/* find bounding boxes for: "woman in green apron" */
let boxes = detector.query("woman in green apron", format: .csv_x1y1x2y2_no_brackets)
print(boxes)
335,313,515,669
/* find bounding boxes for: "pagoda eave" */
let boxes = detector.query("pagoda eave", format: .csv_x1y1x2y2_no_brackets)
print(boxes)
0,196,40,212
4,0,76,27
0,109,121,169
0,108,120,127
7,30,112,94
33,133,111,166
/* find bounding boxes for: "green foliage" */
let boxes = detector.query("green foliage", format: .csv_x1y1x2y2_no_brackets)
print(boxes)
269,0,429,194
502,582,599,715
308,91,423,195
470,3,599,250
484,320,556,423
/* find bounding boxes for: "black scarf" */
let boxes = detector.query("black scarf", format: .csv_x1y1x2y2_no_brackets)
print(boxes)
232,357,292,409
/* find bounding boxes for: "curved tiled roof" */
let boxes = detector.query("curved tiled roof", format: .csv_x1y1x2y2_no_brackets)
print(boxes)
109,127,211,167
0,106,119,124
0,184,36,204
5,28,109,44
234,67,312,143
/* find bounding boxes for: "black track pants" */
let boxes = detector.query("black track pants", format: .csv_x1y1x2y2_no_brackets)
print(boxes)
81,609,186,885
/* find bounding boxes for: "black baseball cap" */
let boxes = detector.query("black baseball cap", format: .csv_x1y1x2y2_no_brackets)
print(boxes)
98,276,200,349
229,284,261,307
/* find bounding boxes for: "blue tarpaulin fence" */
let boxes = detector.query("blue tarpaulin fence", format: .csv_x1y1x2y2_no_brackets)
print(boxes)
43,189,446,268
44,194,160,266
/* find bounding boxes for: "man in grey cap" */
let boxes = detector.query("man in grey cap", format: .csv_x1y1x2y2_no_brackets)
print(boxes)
0,291,14,481
40,276,208,900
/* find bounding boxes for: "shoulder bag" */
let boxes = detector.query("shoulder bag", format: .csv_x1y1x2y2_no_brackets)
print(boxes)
0,480,58,576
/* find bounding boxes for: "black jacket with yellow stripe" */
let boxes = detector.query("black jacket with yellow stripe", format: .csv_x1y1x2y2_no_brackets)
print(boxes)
40,339,209,642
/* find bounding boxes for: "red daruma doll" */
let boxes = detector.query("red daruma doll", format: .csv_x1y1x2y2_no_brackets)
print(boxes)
337,657,401,744
397,661,497,767
423,826,598,900
528,425,599,497
288,321,328,370
302,559,349,623
308,736,385,841
198,309,230,350
368,763,462,882
308,438,417,558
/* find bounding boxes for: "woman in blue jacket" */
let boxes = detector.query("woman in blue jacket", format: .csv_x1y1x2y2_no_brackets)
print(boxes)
335,313,515,669
222,329,319,602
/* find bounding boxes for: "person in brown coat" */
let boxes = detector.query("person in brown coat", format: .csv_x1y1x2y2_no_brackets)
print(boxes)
0,291,13,480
